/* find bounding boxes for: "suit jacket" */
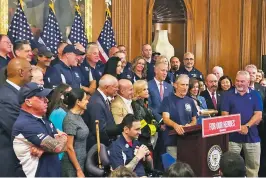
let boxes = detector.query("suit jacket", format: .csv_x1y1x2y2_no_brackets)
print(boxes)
0,82,24,176
83,90,116,151
200,89,222,115
148,79,174,122
0,67,7,87
111,95,131,124
254,82,265,102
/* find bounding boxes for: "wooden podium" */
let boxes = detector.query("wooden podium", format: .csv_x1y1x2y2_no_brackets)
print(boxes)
169,125,229,177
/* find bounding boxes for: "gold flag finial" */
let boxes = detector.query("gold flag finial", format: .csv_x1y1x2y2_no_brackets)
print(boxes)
19,0,24,10
49,0,55,14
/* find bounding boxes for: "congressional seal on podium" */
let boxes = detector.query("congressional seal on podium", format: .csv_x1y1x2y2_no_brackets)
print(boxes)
207,145,222,171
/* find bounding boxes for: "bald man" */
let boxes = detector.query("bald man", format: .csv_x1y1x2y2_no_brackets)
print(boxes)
200,74,221,115
109,46,119,57
83,74,119,150
111,79,134,124
0,58,32,177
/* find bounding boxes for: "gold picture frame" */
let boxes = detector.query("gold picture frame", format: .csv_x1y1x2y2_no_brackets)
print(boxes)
0,0,92,41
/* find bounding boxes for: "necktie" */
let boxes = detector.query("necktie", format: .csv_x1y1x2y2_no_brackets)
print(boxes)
159,82,164,100
106,99,111,111
211,92,217,109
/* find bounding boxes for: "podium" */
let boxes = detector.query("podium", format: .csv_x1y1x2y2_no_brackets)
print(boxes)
169,125,229,177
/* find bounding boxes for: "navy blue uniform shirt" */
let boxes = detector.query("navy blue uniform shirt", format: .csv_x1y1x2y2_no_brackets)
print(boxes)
80,59,103,83
12,110,60,177
221,88,263,143
108,134,146,177
177,66,204,81
159,93,197,146
47,60,81,88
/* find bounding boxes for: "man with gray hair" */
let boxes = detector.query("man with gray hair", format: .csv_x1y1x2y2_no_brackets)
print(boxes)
160,74,197,158
221,70,263,177
212,66,224,80
245,64,266,176
83,74,119,150
80,42,104,83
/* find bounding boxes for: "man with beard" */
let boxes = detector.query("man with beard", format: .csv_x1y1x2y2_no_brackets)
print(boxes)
160,74,197,159
200,74,221,115
221,71,262,177
168,56,180,84
108,114,153,177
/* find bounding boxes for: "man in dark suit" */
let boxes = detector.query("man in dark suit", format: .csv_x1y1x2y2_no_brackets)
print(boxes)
0,58,32,177
83,74,119,151
148,62,174,122
148,62,173,171
245,64,266,176
200,74,221,115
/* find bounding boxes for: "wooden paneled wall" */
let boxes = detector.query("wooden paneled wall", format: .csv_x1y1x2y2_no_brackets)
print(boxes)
92,0,265,79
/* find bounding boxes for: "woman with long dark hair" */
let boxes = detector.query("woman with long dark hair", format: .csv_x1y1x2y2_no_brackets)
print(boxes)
187,78,208,124
48,83,71,160
103,56,122,78
61,88,89,177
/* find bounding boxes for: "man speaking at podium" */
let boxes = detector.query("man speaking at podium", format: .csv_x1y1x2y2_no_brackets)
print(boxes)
221,70,263,177
160,74,197,159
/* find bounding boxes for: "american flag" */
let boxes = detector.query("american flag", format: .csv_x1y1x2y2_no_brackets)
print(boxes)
97,17,116,63
7,0,34,43
68,5,88,48
39,2,62,54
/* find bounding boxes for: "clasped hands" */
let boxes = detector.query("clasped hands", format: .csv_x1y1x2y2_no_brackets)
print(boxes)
173,123,191,135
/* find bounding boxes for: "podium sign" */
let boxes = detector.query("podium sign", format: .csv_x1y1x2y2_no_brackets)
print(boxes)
202,114,241,138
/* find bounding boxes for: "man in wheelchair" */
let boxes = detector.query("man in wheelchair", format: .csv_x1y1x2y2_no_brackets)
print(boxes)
108,114,154,177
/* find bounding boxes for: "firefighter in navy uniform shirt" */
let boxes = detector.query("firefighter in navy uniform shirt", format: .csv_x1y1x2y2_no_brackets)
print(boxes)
177,52,204,81
80,43,104,84
12,83,67,177
108,114,153,177
45,44,84,88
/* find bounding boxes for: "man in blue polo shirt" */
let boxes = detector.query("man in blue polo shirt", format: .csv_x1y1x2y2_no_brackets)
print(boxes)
46,44,84,88
12,82,67,177
221,70,263,177
177,52,204,81
80,43,104,84
108,114,153,177
160,74,197,159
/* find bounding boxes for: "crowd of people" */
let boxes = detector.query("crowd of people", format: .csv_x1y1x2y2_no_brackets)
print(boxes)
0,33,265,177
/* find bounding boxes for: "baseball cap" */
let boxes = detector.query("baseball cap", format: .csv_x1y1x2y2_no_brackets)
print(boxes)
18,82,52,105
38,46,54,58
62,44,85,55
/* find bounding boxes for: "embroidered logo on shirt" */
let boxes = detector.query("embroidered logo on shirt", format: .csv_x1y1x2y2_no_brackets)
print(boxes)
185,103,192,112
